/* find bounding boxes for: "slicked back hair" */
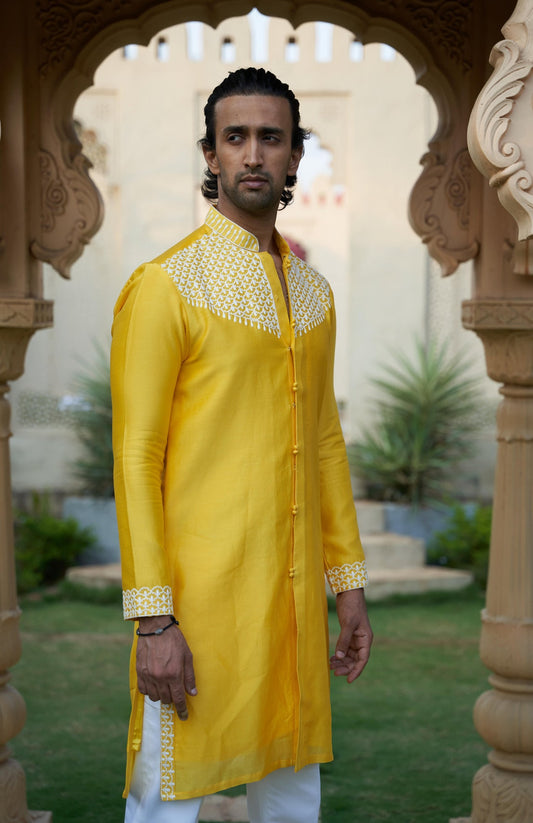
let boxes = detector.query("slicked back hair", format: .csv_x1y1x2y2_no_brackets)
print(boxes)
199,67,309,209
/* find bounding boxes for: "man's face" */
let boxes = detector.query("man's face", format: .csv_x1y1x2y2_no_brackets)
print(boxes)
202,94,302,219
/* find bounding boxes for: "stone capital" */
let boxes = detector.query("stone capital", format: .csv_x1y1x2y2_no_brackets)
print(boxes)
0,298,53,330
462,299,533,386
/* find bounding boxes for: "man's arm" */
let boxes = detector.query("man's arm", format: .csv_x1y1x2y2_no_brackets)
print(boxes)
111,265,197,719
317,295,372,681
136,616,197,721
329,588,373,683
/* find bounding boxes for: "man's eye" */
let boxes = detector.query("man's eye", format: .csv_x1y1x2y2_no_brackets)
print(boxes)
228,134,243,143
264,135,279,142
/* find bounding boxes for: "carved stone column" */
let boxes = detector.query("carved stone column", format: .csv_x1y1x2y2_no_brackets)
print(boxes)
462,300,533,822
465,2,533,815
0,301,53,823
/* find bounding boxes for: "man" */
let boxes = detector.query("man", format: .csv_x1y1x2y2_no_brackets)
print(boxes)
111,67,372,823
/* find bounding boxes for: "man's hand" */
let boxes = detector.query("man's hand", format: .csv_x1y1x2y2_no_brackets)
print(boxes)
136,615,197,721
330,588,373,684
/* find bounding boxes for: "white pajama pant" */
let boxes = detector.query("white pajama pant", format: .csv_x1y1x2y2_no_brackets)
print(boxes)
125,697,321,823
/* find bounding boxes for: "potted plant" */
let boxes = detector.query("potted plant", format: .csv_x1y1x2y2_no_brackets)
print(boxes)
63,345,118,564
348,338,486,543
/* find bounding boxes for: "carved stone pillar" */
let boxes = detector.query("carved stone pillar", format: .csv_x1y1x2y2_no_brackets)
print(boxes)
0,302,53,823
462,300,533,821
464,1,533,816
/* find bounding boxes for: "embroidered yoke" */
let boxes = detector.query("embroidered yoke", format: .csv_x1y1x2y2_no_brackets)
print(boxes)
111,207,368,801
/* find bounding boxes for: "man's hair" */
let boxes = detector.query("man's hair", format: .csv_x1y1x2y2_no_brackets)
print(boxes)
199,67,309,208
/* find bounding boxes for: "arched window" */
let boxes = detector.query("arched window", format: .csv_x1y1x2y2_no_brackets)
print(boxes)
349,38,364,62
380,43,396,62
221,36,236,63
248,8,269,63
156,37,170,62
185,22,204,61
285,36,299,63
123,44,138,60
315,22,333,62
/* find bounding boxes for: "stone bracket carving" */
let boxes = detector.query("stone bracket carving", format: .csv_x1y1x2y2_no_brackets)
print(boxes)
468,4,533,246
30,143,104,279
408,147,479,276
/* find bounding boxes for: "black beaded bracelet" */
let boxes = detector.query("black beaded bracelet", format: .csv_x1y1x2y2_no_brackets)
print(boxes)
136,615,179,636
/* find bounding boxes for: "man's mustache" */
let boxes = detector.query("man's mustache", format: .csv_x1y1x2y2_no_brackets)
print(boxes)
237,172,272,183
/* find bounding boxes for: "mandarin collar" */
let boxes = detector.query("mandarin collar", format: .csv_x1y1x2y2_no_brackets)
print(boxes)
205,206,290,257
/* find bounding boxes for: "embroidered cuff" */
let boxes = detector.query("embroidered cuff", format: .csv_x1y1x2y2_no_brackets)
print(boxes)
122,585,174,620
326,561,368,594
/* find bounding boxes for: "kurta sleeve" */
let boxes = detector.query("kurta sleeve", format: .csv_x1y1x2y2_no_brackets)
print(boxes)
319,294,368,594
111,263,188,619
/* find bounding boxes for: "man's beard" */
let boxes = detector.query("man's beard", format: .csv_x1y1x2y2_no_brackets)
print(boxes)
218,170,285,214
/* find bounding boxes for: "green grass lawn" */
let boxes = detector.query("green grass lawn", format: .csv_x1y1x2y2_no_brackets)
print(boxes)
10,587,488,822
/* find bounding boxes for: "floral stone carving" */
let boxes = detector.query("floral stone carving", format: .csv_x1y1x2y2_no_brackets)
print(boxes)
468,2,533,245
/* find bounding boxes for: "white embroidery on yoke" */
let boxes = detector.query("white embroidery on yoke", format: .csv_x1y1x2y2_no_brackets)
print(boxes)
288,255,332,336
326,561,369,593
122,585,174,619
161,233,282,336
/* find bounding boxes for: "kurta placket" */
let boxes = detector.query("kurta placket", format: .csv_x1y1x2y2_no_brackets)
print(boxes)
260,249,303,761
111,207,369,801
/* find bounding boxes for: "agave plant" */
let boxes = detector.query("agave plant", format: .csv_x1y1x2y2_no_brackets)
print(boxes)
70,344,114,497
348,338,484,505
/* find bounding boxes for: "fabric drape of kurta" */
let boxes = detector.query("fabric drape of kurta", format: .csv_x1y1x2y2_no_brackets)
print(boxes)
111,206,368,801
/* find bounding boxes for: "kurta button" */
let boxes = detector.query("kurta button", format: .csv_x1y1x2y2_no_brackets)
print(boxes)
291,505,298,515
292,383,298,391
288,568,295,578
291,319,296,328
292,446,299,455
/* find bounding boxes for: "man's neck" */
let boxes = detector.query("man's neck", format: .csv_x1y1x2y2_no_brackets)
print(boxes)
216,202,278,254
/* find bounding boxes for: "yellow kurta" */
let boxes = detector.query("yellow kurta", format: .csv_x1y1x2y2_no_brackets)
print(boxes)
111,206,368,801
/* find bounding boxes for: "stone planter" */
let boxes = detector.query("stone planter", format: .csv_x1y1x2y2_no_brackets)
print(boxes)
62,496,119,565
383,502,476,548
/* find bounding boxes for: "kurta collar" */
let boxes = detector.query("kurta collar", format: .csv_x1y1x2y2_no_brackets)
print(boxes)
205,207,260,251
205,206,291,258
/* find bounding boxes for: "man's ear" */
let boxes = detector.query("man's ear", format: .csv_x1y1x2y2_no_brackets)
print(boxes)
202,144,219,176
288,146,303,177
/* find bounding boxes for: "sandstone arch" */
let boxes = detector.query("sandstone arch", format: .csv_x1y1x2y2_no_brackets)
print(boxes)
2,2,533,822
34,0,475,280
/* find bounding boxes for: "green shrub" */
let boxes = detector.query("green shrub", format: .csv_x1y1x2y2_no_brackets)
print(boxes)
427,504,492,588
71,345,114,497
348,338,484,505
15,495,96,593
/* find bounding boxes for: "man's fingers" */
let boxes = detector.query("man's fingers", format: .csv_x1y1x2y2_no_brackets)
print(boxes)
184,653,198,696
330,631,372,681
135,629,196,716
345,636,371,682
334,625,353,659
170,683,189,721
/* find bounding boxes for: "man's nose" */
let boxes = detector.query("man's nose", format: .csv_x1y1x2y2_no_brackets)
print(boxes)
245,137,262,168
